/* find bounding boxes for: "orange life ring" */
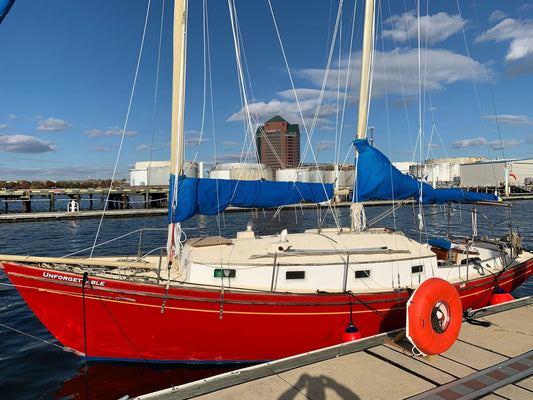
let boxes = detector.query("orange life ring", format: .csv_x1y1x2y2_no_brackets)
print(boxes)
406,277,462,356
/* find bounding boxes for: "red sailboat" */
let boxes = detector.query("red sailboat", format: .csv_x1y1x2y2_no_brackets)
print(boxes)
2,0,532,364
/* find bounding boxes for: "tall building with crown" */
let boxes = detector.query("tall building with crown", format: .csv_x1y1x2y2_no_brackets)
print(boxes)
255,115,300,171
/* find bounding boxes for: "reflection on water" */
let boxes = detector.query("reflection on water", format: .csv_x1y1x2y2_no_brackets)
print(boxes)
55,363,241,400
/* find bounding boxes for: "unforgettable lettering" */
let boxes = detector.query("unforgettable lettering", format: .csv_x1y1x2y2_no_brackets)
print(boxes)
42,271,105,287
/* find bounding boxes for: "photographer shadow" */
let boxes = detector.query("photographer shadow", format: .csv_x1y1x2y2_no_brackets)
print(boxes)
278,373,360,400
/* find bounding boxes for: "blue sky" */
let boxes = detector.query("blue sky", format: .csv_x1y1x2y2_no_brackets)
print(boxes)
0,0,532,181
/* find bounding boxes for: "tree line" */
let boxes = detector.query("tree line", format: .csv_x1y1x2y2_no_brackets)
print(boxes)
0,179,128,190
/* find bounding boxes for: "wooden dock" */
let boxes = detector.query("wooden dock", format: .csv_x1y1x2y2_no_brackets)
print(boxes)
0,208,167,223
0,187,168,213
134,296,533,400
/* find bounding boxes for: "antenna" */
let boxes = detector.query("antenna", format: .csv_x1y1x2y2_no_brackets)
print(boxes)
368,126,375,147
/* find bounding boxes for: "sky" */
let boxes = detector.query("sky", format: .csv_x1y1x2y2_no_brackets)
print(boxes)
0,0,532,181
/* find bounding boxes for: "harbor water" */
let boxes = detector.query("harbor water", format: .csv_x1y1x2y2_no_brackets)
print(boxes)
1,201,532,400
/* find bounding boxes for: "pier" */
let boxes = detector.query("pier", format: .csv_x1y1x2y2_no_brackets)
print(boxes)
134,296,533,400
0,186,168,213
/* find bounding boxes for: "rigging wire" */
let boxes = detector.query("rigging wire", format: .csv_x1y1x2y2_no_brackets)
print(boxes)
336,0,358,165
266,0,342,230
385,0,415,162
90,0,152,258
469,0,509,195
378,1,397,230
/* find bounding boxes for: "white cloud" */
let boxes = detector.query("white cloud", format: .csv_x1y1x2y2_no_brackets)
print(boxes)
488,10,507,23
227,47,485,138
451,137,487,149
488,139,520,150
483,114,533,126
277,88,339,101
315,140,334,152
227,99,329,128
7,114,18,120
0,124,8,130
184,130,208,146
84,126,137,138
184,138,208,145
382,11,466,44
0,134,57,153
93,145,110,152
300,48,485,97
222,141,240,151
136,144,149,151
477,18,533,62
210,153,248,163
36,118,71,132
452,136,522,150
85,129,102,138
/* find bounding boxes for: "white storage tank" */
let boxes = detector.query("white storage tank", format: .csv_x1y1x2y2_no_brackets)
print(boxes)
182,161,199,178
209,163,272,181
296,169,309,183
208,169,232,180
309,169,324,183
338,170,355,188
323,170,336,185
276,168,299,182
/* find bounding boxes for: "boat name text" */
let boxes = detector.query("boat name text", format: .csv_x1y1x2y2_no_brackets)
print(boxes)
43,272,105,287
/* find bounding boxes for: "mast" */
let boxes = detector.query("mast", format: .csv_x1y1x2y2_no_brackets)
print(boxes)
355,0,375,140
352,0,375,231
168,0,188,260
171,0,188,178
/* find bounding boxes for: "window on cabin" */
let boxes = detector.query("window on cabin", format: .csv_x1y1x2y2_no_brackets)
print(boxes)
286,271,305,280
355,270,371,279
411,265,423,274
214,269,236,278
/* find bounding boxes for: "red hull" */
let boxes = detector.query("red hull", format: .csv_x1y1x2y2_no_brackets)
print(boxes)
3,259,533,363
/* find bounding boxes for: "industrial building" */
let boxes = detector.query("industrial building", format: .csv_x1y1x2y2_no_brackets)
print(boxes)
460,158,533,188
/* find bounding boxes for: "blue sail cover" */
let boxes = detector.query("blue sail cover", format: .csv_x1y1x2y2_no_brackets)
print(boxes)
169,175,334,223
353,139,498,204
0,0,15,24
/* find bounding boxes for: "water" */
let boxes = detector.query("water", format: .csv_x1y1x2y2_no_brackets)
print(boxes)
1,201,532,399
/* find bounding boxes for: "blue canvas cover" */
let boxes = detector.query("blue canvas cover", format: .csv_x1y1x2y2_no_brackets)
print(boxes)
169,175,334,223
0,0,15,24
353,139,498,204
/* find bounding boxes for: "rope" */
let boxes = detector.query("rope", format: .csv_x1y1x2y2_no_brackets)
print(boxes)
82,272,90,398
0,322,79,354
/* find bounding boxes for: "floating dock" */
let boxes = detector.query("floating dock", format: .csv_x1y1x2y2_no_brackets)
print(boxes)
134,296,533,400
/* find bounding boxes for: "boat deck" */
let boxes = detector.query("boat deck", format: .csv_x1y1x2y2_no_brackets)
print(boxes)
134,296,533,400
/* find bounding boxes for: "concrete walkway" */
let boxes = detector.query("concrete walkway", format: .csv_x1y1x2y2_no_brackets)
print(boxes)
135,297,533,400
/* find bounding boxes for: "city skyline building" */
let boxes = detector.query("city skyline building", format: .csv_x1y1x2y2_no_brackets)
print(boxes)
255,115,300,171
